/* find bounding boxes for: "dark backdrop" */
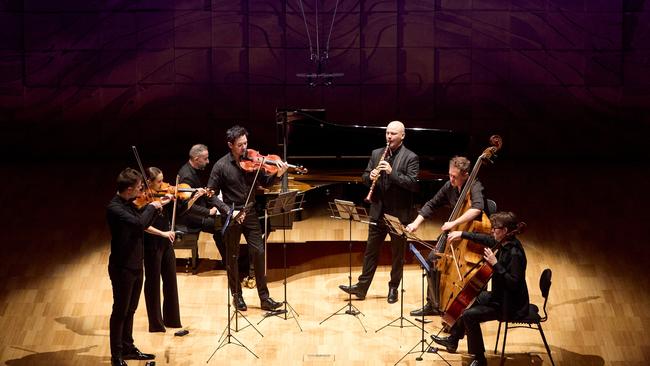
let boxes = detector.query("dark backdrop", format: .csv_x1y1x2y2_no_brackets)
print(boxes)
1,0,649,162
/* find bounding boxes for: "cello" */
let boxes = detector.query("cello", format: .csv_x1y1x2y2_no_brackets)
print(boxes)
436,135,503,314
442,222,527,327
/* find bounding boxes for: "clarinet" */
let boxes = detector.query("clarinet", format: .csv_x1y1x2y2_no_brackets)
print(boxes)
364,143,391,203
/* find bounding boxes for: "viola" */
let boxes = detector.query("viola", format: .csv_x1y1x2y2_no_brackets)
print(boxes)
240,149,308,175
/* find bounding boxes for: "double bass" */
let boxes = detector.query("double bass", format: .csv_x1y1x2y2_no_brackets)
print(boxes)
436,135,503,316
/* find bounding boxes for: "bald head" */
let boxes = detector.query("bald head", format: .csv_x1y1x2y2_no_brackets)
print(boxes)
386,120,405,150
387,120,405,134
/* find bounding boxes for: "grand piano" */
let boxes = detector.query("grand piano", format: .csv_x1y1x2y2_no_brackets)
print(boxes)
272,109,470,203
259,109,471,273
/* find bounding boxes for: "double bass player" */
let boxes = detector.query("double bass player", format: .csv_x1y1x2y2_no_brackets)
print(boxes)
406,156,485,316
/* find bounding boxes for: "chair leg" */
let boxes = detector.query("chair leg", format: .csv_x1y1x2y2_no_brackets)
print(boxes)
191,245,198,269
501,322,508,362
537,323,555,366
494,321,502,354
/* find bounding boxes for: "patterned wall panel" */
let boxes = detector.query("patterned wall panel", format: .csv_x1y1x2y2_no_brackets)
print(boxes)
0,0,649,160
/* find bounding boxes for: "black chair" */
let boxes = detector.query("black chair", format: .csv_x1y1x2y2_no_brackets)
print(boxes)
494,268,555,366
485,199,497,216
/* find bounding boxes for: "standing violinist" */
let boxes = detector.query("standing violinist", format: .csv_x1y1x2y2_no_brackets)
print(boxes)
430,211,529,366
339,121,419,304
406,156,485,316
106,168,167,366
207,125,286,312
142,167,182,332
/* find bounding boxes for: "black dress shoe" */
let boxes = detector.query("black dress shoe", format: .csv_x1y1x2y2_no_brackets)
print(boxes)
111,357,127,366
410,303,442,317
387,287,399,304
430,334,458,353
122,347,155,360
232,294,247,311
338,284,366,300
260,297,282,311
468,356,487,366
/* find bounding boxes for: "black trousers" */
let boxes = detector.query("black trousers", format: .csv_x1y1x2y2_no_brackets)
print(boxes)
357,220,406,293
425,250,441,309
201,216,249,276
449,291,500,356
108,265,143,358
222,212,269,300
144,236,181,331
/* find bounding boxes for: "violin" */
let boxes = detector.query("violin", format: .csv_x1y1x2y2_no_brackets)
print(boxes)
133,183,214,209
133,188,172,209
239,149,308,175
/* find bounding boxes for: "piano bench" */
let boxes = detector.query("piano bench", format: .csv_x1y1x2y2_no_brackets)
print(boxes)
173,232,200,273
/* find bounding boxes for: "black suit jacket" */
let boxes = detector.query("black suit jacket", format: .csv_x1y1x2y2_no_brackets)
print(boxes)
362,145,419,223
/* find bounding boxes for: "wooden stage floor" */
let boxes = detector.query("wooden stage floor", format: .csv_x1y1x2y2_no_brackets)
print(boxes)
0,160,648,365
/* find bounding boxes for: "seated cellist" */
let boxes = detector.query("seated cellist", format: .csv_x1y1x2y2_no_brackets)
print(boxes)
406,156,485,316
430,211,529,366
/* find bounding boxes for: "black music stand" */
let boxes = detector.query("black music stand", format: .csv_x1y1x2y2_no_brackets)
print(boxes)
319,199,370,332
257,191,304,331
394,243,450,366
375,214,426,334
208,205,262,362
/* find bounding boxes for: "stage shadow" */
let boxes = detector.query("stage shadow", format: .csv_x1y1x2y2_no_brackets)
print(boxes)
548,295,600,310
491,344,605,366
55,316,105,336
5,346,106,365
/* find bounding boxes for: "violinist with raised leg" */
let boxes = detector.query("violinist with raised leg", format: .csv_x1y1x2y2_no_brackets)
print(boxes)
430,211,529,366
207,125,287,312
338,120,419,304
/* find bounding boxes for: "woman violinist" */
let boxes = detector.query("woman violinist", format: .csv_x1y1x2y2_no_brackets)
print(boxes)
430,211,529,366
142,167,182,332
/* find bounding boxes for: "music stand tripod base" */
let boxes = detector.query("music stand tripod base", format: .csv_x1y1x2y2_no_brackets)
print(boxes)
319,199,370,333
256,191,303,331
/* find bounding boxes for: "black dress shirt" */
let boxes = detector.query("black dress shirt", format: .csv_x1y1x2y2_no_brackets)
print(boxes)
106,195,158,270
419,180,485,219
177,162,212,224
207,152,278,215
460,232,530,319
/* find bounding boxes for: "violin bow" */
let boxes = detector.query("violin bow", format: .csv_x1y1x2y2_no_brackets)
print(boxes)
131,146,151,194
236,150,265,221
170,174,179,235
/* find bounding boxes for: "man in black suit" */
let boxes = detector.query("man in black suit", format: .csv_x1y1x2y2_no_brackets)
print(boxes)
106,168,168,366
339,120,419,303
